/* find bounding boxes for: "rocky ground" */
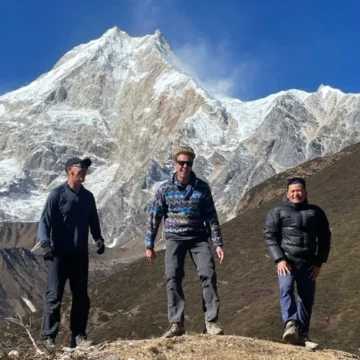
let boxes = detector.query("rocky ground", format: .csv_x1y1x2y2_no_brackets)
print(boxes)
2,335,359,360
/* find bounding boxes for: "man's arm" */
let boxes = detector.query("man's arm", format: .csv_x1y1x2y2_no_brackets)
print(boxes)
88,193,105,255
38,191,58,248
264,209,285,263
203,185,223,248
314,207,331,267
145,186,166,249
89,193,102,240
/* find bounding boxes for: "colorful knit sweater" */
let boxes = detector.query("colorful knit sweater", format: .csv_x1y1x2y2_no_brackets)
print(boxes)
145,172,223,247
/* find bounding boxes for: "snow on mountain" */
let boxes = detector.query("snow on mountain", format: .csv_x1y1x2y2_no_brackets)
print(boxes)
1,27,360,252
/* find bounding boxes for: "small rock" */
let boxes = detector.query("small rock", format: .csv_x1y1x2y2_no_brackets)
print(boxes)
8,350,19,358
109,357,120,360
128,358,136,360
62,347,75,353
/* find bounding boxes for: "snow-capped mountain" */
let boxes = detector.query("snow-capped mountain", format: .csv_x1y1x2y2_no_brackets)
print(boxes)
1,27,359,250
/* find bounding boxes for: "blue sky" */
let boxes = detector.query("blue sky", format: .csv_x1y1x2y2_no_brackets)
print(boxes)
0,0,359,101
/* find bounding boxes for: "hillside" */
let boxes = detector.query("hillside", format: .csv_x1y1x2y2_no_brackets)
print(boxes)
0,223,142,318
0,223,38,249
0,246,129,318
2,142,360,355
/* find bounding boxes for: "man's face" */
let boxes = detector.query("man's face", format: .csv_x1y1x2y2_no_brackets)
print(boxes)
287,183,307,204
68,165,88,183
174,154,193,181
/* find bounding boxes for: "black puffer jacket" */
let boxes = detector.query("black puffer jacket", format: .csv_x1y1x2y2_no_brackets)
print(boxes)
264,198,331,267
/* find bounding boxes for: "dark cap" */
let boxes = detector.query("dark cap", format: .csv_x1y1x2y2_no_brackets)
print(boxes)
65,157,92,172
287,177,306,189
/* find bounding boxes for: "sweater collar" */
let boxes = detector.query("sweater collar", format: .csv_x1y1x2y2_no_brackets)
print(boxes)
172,171,197,199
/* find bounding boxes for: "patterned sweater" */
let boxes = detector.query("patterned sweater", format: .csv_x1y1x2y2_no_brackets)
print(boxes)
145,172,223,247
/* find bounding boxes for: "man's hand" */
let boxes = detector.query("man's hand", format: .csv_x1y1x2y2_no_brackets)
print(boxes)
95,238,105,255
277,260,291,276
146,249,156,262
309,265,321,280
43,245,54,261
216,246,224,264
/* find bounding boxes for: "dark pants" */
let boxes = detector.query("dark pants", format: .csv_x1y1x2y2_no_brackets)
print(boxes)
278,261,316,333
41,251,90,339
165,239,219,323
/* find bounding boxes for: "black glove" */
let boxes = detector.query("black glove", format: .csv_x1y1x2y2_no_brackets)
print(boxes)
95,238,105,255
42,245,54,261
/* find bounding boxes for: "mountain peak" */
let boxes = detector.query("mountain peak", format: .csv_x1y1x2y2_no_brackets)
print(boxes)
317,84,345,98
318,84,333,92
101,26,129,40
150,29,171,54
97,27,171,58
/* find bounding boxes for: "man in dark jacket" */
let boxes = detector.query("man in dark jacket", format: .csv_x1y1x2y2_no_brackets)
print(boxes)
264,177,331,350
38,157,105,348
145,146,224,338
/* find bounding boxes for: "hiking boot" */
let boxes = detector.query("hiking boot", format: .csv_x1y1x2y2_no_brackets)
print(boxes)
164,322,185,338
282,321,298,344
74,335,93,348
42,337,55,348
298,332,319,350
204,320,224,335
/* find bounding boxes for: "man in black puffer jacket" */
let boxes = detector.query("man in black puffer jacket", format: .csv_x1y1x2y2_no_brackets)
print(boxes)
264,177,331,349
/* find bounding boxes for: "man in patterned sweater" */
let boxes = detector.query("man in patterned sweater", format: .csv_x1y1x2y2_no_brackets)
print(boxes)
145,146,224,338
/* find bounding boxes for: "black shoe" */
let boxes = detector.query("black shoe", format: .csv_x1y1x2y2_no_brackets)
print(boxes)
297,332,319,350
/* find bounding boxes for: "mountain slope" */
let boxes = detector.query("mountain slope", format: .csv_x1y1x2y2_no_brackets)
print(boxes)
0,27,360,253
0,244,132,318
2,142,360,354
0,248,46,318
0,222,38,249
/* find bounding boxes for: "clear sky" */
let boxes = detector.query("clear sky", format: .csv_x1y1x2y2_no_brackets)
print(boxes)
1,0,359,101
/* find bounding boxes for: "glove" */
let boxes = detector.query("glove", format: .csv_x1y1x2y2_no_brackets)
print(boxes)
42,245,54,261
95,237,105,255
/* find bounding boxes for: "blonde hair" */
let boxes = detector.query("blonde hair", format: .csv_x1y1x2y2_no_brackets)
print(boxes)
173,146,196,161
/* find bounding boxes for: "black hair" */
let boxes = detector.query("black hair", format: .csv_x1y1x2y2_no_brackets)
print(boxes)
287,177,306,189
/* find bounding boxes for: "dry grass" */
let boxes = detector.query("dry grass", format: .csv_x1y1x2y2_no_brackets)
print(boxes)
4,335,358,360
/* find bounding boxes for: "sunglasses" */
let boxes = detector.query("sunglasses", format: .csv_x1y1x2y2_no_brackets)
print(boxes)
176,160,193,167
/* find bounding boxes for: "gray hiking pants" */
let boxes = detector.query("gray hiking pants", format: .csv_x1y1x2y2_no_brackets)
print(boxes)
165,239,220,323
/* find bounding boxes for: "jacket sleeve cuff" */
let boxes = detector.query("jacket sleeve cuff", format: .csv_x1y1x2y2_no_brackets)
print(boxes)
212,241,223,248
145,239,154,247
312,258,323,267
41,240,52,248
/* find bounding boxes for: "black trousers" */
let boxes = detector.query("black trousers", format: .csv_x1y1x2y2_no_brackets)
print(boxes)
41,251,90,339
